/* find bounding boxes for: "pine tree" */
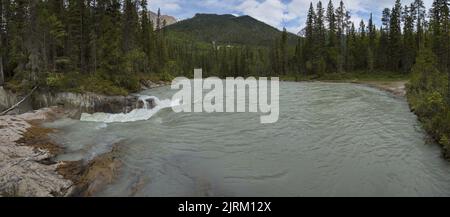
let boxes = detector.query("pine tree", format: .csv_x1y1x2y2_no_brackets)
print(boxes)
403,4,416,72
326,0,338,73
378,8,391,70
356,19,368,70
139,0,152,73
315,1,326,53
96,0,125,77
280,28,288,75
156,8,161,31
346,22,356,71
367,13,376,72
122,0,139,53
359,20,366,38
326,0,336,46
335,1,347,72
389,0,403,71
368,13,376,49
412,0,426,48
27,0,42,82
304,3,316,75
66,0,89,73
315,1,326,75
294,37,304,74
430,0,450,72
8,0,28,74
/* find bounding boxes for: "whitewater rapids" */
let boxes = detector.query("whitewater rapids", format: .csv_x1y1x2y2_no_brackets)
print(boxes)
80,95,180,123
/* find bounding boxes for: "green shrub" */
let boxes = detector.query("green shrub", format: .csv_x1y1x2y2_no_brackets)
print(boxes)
407,48,450,158
82,75,130,96
45,73,65,89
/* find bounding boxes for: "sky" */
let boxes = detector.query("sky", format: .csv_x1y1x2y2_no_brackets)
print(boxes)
148,0,434,34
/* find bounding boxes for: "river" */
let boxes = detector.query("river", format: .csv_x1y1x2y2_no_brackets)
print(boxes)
44,82,450,196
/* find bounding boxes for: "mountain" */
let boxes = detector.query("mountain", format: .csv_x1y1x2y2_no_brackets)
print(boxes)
164,13,299,47
149,11,177,28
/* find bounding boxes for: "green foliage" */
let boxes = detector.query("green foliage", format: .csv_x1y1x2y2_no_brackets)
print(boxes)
407,49,450,158
84,75,130,96
39,72,129,96
45,73,64,88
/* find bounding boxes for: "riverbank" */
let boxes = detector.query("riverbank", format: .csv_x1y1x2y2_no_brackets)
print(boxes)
0,78,414,197
35,81,447,197
0,107,72,196
280,72,409,97
0,78,172,196
0,107,121,197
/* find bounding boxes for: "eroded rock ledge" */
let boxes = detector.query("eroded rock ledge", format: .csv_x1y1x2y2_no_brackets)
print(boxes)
57,145,122,197
33,92,140,116
0,108,73,197
0,107,122,197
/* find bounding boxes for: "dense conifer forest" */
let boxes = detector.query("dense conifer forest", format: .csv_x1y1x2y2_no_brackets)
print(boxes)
0,0,446,92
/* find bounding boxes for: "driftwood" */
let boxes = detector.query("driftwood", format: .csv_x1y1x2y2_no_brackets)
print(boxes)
0,86,37,116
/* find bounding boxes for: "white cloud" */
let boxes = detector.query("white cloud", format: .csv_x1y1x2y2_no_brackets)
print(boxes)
236,0,297,29
148,0,435,34
149,0,182,13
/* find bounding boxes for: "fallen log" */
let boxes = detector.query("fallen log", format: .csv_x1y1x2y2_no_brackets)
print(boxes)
0,86,37,116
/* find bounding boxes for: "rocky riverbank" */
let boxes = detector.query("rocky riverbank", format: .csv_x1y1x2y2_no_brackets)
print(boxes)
1,79,169,117
0,107,122,197
0,80,171,197
0,108,72,196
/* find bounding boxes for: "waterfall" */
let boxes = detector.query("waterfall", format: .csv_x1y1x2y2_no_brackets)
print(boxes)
138,95,152,110
80,95,180,123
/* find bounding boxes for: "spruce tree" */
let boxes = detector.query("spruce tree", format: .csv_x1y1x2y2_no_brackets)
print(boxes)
389,0,402,71
430,0,450,72
403,4,416,72
412,0,426,48
368,13,376,49
280,28,288,75
326,0,338,73
304,3,316,75
122,0,139,53
326,0,336,46
335,1,347,72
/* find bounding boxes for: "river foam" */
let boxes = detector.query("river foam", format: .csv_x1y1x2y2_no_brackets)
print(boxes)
80,95,180,123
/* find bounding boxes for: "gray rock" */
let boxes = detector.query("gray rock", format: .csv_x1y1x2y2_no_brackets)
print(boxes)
32,92,142,117
0,108,74,197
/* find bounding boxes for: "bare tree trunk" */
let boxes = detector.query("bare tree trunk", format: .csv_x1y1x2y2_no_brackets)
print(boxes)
0,86,37,115
0,17,3,86
0,56,4,86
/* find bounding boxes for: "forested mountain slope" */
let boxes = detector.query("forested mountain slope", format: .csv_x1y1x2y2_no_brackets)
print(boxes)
165,13,299,47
